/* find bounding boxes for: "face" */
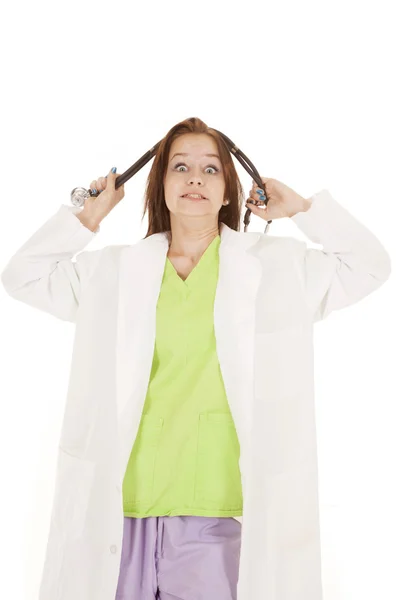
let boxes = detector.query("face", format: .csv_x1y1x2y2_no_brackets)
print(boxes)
163,133,226,228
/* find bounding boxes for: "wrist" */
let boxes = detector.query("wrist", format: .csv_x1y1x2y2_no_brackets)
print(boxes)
76,207,103,232
287,196,312,218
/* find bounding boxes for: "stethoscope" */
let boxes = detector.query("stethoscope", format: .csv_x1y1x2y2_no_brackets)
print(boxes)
70,128,272,234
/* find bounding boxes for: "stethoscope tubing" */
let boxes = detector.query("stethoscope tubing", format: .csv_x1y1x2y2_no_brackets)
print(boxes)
71,130,272,234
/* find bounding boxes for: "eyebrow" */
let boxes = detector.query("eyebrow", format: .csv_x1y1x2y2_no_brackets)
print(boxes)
170,152,221,161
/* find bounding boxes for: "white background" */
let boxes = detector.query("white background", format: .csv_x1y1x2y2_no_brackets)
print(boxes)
0,1,399,598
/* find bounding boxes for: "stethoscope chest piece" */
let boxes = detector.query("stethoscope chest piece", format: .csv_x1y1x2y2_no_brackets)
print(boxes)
70,187,91,208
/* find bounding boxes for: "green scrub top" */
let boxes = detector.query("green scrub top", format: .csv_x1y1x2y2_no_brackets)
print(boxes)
122,234,243,518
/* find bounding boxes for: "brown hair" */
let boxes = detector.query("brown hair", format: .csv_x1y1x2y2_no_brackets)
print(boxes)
141,117,245,239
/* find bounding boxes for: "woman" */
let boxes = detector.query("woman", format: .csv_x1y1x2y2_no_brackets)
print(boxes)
1,117,391,600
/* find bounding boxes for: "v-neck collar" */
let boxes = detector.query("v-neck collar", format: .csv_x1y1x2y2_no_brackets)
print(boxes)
165,235,220,289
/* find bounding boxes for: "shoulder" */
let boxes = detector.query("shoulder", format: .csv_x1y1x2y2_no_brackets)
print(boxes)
254,233,307,262
75,244,131,278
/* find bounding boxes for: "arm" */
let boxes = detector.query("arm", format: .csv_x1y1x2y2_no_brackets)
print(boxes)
1,204,101,323
290,189,391,322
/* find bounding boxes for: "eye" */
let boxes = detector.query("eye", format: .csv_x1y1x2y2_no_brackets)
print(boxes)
173,162,220,174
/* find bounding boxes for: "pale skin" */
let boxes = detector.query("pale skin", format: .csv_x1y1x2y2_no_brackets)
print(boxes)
163,133,229,276
78,133,312,279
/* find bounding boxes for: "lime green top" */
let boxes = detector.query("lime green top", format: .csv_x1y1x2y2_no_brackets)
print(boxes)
122,234,243,518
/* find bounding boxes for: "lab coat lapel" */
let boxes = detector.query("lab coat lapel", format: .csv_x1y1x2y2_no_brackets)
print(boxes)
213,224,263,475
115,232,168,487
115,222,263,488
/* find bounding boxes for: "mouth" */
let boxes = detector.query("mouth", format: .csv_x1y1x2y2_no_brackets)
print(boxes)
180,194,207,201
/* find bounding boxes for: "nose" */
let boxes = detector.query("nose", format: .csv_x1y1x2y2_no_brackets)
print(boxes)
187,169,204,185
188,176,203,185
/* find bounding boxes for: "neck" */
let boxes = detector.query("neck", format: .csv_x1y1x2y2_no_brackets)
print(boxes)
167,223,221,260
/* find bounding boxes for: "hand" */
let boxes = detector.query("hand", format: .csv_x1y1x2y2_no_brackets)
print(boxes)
246,177,309,221
85,167,125,221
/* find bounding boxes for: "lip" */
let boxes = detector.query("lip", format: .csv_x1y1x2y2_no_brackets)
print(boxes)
181,193,207,200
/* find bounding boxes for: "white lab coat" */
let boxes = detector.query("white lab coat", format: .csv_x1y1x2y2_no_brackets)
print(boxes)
1,189,391,600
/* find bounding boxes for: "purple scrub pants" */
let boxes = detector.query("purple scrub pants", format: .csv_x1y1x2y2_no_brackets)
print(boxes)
115,515,242,599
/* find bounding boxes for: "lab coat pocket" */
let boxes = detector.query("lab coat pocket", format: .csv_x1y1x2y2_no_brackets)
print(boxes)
194,412,242,510
122,415,164,507
52,449,95,540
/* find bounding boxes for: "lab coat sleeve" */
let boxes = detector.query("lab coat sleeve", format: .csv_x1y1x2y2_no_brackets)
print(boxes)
0,204,102,323
290,189,391,323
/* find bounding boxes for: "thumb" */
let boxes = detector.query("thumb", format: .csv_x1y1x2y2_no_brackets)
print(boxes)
106,167,118,190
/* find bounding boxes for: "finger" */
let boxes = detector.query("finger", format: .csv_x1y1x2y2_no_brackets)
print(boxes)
110,172,124,198
96,176,107,191
246,202,260,213
251,182,266,197
246,200,259,209
248,188,266,204
106,167,118,190
246,200,265,211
